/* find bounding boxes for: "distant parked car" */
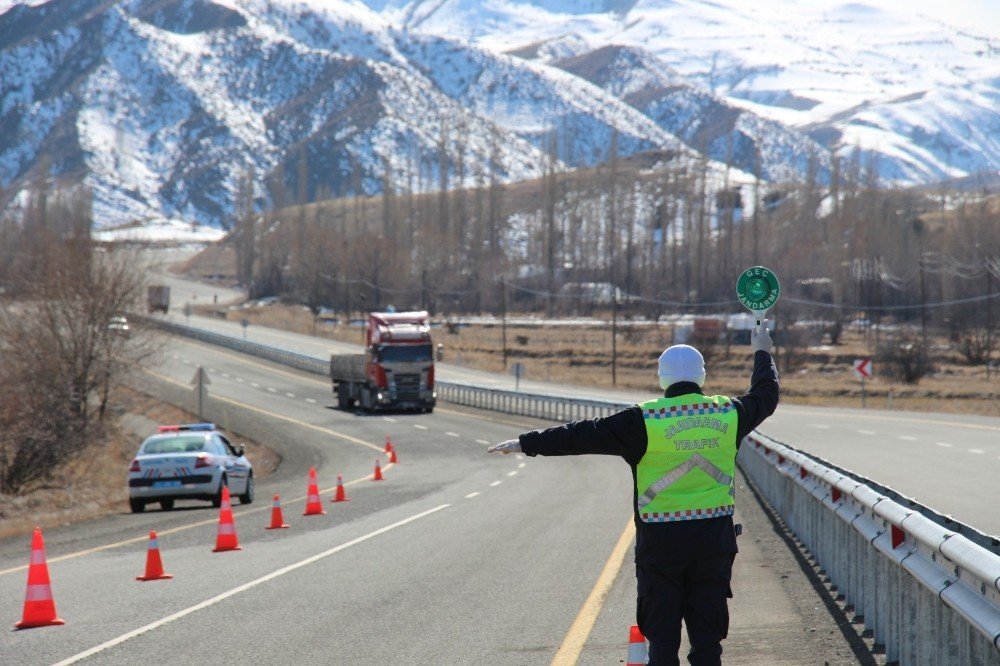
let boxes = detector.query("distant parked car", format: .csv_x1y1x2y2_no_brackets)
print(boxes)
108,315,131,337
127,423,253,513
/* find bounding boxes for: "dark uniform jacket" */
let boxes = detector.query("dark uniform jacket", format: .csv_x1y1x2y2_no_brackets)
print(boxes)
518,350,779,566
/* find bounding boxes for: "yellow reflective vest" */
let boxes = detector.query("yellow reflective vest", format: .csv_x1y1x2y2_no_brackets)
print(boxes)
636,394,739,523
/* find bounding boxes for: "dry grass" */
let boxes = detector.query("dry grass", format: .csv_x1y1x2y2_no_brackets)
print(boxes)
198,303,1000,417
0,386,279,541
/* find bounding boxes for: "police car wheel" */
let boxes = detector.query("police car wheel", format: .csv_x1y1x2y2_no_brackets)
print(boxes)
211,475,227,508
160,499,174,511
129,498,145,513
239,473,254,505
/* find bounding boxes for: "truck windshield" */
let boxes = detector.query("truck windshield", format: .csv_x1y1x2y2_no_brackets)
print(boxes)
376,344,432,363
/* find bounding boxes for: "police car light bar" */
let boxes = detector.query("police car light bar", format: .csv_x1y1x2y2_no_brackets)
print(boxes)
157,423,215,432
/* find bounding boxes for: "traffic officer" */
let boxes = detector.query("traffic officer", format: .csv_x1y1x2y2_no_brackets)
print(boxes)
488,324,778,665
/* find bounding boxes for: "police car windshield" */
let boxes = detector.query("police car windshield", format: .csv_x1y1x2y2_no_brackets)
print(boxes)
142,436,208,454
376,343,432,363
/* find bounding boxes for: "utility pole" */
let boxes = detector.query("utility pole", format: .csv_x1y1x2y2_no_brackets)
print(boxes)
611,285,618,386
500,275,508,370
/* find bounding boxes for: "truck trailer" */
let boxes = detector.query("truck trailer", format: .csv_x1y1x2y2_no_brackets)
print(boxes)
147,285,170,314
330,311,436,412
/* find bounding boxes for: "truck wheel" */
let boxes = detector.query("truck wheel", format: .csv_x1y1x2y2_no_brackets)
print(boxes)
129,498,145,513
159,499,175,511
337,393,350,409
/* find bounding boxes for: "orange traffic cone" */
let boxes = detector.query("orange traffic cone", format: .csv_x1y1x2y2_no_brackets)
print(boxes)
626,625,647,666
213,486,242,552
266,494,291,529
384,435,394,454
331,475,349,502
303,467,326,515
136,530,173,581
14,527,65,629
388,447,398,463
373,459,384,481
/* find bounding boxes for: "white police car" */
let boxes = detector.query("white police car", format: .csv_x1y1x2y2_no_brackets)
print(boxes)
127,423,253,513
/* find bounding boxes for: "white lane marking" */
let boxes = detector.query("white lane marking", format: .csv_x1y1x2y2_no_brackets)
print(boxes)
222,373,230,378
490,481,502,487
899,436,917,441
515,454,525,460
285,393,296,398
306,398,317,404
383,417,397,423
53,504,451,666
506,471,518,477
858,430,875,435
810,424,830,429
236,377,244,383
519,463,526,469
414,424,428,430
446,432,460,438
936,442,953,448
267,387,277,393
251,382,259,388
465,492,481,499
476,439,490,445
969,449,984,454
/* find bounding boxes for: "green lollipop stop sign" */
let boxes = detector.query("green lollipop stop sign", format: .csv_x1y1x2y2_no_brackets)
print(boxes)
737,266,780,325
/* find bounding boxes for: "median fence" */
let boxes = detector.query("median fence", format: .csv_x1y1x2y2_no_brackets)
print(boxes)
149,318,1000,663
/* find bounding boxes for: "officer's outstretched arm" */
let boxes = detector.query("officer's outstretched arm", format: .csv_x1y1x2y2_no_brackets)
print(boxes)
487,439,521,454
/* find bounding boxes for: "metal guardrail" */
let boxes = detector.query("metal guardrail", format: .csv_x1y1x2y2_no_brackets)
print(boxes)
148,316,1000,662
436,381,631,421
740,433,1000,663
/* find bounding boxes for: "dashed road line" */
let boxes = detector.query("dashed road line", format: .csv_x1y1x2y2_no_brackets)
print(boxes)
446,431,460,438
383,417,397,423
519,463,526,469
490,481,502,487
53,505,451,666
858,430,875,435
236,377,244,382
465,492,481,499
251,382,259,388
414,424,428,430
899,435,917,441
267,387,277,393
306,398,317,404
506,471,518,477
809,424,830,429
936,442,953,448
286,392,296,398
476,439,490,445
969,449,984,454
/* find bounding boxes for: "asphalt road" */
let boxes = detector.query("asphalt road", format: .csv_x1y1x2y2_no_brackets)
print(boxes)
1,334,878,664
162,309,1000,537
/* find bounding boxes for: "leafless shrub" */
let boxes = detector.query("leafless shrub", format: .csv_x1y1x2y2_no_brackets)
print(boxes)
0,241,155,493
878,331,935,384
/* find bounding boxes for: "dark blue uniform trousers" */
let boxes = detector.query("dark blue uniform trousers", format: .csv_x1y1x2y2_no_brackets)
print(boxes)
637,554,735,666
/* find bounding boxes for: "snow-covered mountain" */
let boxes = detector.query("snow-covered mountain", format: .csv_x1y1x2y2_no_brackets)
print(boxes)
367,0,1000,185
0,0,827,231
3,0,993,232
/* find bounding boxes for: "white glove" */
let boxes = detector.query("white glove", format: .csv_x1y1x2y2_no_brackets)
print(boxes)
488,439,521,455
751,319,773,354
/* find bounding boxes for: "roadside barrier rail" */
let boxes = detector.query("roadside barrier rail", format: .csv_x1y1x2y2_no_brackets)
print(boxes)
147,317,1000,662
740,433,1000,664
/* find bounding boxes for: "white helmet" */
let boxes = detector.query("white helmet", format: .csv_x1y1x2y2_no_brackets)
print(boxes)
657,345,706,390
